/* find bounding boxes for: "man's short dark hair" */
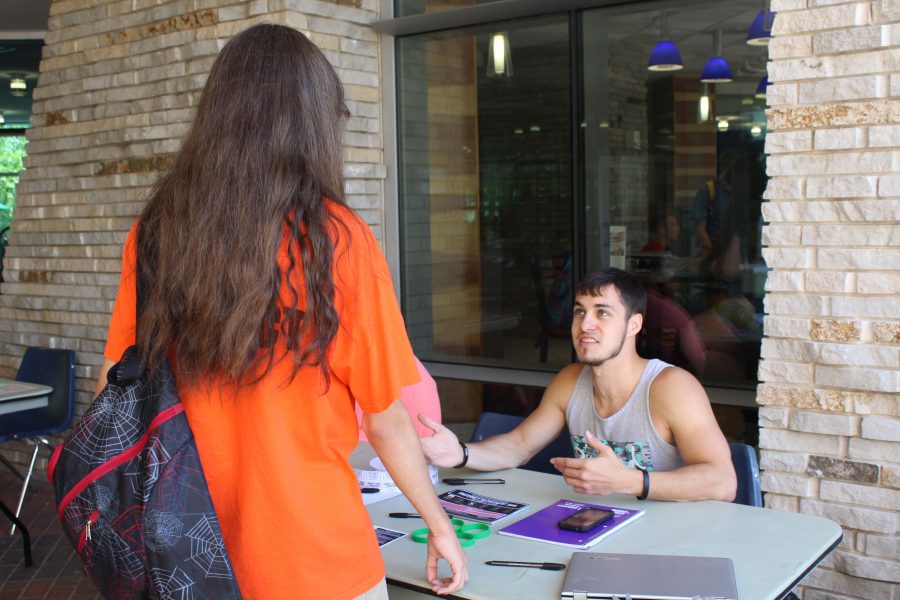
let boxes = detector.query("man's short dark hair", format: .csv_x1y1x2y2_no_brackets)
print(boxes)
575,268,647,318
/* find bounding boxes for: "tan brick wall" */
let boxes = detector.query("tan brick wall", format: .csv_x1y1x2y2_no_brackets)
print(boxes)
0,0,384,466
763,0,900,597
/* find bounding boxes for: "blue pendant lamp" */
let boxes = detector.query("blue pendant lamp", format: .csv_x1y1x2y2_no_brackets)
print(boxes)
649,40,683,71
755,76,769,98
701,30,732,83
648,12,683,72
747,7,774,46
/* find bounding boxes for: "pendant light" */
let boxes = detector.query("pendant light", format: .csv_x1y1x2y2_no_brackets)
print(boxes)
486,32,513,79
755,76,769,99
701,30,732,83
10,75,27,97
747,1,774,46
698,82,712,123
647,12,683,72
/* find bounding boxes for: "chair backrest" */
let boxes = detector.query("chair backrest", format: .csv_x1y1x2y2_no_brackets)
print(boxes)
730,442,762,507
1,347,77,440
470,411,572,475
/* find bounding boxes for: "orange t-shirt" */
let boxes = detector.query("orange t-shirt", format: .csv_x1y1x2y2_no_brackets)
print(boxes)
104,203,419,599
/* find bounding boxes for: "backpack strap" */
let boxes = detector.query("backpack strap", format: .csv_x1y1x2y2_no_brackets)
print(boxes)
706,179,716,220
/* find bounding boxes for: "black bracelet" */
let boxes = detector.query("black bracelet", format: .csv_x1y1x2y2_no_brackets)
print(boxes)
636,467,649,500
452,441,469,469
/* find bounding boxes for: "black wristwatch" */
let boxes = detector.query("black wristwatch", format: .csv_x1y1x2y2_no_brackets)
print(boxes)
636,467,650,500
452,441,469,469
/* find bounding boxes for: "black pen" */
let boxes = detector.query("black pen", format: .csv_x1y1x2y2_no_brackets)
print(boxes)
360,487,380,494
485,561,566,571
442,478,505,485
388,512,421,518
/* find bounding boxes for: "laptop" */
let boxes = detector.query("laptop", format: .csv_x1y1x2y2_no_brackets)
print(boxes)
560,552,739,600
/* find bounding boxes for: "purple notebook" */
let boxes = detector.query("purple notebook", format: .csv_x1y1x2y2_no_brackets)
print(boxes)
498,499,644,549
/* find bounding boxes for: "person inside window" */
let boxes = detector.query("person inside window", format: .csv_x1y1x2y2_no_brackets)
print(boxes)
692,151,746,284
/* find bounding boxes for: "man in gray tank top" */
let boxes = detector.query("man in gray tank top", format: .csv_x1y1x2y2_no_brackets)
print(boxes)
419,268,736,502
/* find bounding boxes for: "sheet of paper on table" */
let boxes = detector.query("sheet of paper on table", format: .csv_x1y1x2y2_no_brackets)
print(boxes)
357,457,438,506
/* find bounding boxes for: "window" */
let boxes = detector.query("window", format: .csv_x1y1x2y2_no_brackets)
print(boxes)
398,15,573,372
393,0,768,415
582,1,767,389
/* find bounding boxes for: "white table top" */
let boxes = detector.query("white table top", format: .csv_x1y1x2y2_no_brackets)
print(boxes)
0,378,52,416
353,443,842,600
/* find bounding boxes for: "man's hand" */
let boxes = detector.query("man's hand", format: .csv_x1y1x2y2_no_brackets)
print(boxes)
418,414,465,468
550,431,640,496
426,527,469,595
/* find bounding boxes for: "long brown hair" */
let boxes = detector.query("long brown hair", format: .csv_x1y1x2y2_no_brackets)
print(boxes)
136,24,349,388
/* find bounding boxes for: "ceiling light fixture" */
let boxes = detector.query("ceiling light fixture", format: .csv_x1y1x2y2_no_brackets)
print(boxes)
487,32,513,79
698,83,712,123
0,113,5,125
647,12,683,72
10,76,27,97
701,30,733,83
747,1,775,46
755,76,769,99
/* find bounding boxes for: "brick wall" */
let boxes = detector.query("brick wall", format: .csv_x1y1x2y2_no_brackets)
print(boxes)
0,0,385,466
762,0,900,597
3,0,898,595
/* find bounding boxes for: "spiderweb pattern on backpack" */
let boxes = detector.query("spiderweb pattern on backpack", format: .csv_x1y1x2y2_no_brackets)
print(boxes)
64,379,154,466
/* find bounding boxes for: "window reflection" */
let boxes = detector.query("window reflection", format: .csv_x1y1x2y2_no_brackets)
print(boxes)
583,1,767,389
398,17,573,370
396,0,768,391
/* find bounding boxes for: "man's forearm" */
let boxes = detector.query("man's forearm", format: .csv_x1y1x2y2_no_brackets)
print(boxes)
462,433,534,472
640,463,736,502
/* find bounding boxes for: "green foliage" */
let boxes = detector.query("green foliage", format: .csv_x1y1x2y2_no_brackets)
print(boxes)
0,136,28,231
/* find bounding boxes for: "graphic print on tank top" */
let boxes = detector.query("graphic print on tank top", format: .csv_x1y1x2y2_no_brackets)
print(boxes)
571,435,654,471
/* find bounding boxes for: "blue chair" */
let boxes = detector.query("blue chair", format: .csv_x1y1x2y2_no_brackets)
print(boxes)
470,412,572,475
0,348,76,533
730,442,762,507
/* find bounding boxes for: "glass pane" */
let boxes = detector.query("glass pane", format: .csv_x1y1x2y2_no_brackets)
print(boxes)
395,0,500,18
582,0,767,389
398,16,573,371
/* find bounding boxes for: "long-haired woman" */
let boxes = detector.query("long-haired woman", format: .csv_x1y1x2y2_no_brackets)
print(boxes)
96,24,467,598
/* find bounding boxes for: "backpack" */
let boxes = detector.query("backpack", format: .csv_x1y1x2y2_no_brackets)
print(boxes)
47,244,242,599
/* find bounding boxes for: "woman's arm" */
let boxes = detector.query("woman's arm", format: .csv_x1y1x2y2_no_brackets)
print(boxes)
364,400,468,596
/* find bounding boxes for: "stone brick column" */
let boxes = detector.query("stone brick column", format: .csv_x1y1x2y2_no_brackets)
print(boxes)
762,0,899,596
0,0,384,466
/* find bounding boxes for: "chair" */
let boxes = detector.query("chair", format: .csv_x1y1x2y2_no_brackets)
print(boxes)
729,442,762,507
470,412,572,475
0,348,76,533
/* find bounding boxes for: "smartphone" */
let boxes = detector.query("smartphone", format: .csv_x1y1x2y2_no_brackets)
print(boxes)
557,508,614,532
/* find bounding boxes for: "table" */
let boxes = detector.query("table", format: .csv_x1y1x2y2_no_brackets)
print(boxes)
0,377,49,567
352,444,842,600
0,378,51,416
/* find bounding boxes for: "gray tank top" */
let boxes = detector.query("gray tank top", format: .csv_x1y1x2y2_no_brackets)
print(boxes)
566,359,684,472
